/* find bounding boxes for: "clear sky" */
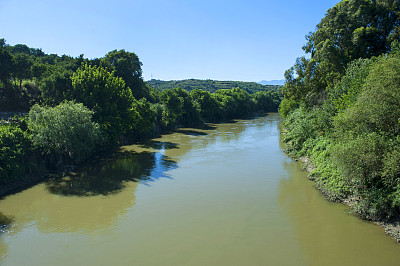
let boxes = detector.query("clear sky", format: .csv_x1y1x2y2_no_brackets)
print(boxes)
0,0,341,82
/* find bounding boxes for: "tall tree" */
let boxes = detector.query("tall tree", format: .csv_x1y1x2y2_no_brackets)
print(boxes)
284,0,400,106
160,87,201,127
101,49,149,99
190,89,222,122
0,39,13,89
12,53,33,89
71,64,136,141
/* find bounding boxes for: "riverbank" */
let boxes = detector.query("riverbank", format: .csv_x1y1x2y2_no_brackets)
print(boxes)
0,110,274,200
289,151,400,242
3,113,400,266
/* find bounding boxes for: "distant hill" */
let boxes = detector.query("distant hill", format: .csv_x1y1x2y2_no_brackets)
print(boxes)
258,79,285,86
146,79,281,94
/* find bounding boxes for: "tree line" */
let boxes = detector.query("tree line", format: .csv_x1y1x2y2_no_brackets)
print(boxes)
146,79,281,94
0,39,281,190
280,0,400,225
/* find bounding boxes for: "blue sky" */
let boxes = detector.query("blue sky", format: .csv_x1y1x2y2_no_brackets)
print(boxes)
0,0,341,82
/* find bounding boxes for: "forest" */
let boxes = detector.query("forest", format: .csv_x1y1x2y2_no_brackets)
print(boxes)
279,0,400,225
146,79,280,94
0,40,281,192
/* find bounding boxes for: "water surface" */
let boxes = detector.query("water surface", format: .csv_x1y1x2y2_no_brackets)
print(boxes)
0,114,399,265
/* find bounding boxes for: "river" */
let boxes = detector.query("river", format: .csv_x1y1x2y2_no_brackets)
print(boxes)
0,113,399,265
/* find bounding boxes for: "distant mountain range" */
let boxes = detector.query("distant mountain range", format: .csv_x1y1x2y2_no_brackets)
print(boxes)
258,79,285,86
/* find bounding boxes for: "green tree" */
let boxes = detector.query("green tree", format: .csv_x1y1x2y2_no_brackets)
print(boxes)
129,98,156,137
190,89,221,122
40,68,74,105
334,54,400,135
0,39,13,89
328,58,375,113
252,91,280,113
31,60,48,83
27,101,102,167
283,0,400,107
71,64,136,141
101,49,149,99
12,53,33,89
213,88,252,118
213,89,238,119
0,123,37,184
160,87,201,127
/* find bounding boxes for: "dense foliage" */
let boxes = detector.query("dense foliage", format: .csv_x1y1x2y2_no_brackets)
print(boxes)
281,0,400,222
28,101,102,167
283,0,400,107
0,123,37,185
147,79,281,94
70,64,137,141
0,37,281,191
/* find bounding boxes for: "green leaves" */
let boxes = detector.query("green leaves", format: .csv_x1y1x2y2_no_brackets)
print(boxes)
27,101,102,165
71,64,135,141
283,53,400,221
0,123,35,183
282,0,400,108
160,87,201,128
333,55,400,135
101,49,148,100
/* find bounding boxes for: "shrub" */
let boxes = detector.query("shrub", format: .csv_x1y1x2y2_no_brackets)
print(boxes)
283,107,330,154
28,101,102,167
278,97,298,118
333,55,400,136
0,123,37,184
332,132,386,189
308,137,350,200
382,140,400,189
329,58,374,112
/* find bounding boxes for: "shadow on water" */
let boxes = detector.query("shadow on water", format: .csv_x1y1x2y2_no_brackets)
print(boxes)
139,140,179,150
44,115,271,198
224,113,270,124
176,129,208,136
0,213,12,234
201,124,217,130
46,150,177,197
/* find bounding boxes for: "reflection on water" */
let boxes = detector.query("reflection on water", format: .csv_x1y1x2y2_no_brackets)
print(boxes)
0,213,12,235
0,143,179,261
46,150,177,196
139,140,179,151
0,115,268,265
0,114,399,265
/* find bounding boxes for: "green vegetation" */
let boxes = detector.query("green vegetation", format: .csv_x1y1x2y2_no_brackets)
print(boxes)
0,122,38,185
280,0,400,222
0,38,281,193
146,79,281,94
28,101,102,167
70,64,138,141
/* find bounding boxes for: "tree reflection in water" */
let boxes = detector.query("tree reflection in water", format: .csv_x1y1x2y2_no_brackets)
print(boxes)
0,213,12,234
46,149,177,197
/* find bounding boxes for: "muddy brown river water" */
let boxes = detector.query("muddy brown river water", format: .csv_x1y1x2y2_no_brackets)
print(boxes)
0,113,399,265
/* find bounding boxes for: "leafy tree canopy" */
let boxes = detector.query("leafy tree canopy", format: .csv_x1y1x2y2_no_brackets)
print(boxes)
101,49,149,100
284,0,400,106
27,101,102,165
71,64,136,140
